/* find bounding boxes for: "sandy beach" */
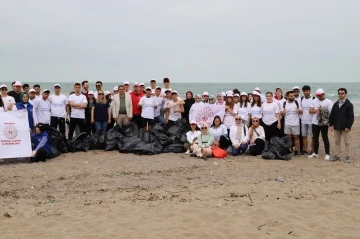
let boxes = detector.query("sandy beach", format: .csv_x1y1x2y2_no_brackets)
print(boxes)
1,118,359,239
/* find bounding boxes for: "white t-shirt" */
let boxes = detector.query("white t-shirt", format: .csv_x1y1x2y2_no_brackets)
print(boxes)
300,96,314,124
48,94,68,118
210,124,228,140
153,96,165,117
139,96,157,119
1,95,15,109
33,98,51,124
68,94,88,119
223,104,239,129
310,98,333,125
168,100,182,121
262,102,279,125
237,103,251,121
284,101,301,126
250,105,262,119
186,130,201,144
29,98,35,105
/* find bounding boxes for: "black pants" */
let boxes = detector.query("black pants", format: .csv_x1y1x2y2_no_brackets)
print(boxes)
106,118,115,131
167,120,176,128
68,118,86,140
312,124,330,154
32,147,48,162
262,121,279,141
219,135,231,149
278,117,285,137
132,115,142,129
50,116,66,136
249,138,265,156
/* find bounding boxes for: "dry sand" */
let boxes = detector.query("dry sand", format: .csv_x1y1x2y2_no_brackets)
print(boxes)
1,118,359,239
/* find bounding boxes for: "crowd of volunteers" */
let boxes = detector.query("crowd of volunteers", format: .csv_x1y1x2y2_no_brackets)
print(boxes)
0,78,354,163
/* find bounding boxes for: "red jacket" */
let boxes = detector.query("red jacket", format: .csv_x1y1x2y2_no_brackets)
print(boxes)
130,91,144,115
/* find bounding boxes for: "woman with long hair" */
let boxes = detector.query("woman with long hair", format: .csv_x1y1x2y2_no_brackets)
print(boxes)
31,125,51,162
261,92,281,144
210,115,230,149
223,93,238,134
86,91,96,134
250,91,262,126
248,117,266,156
13,92,35,130
91,90,111,133
182,91,195,124
184,120,201,155
230,116,249,156
237,92,250,127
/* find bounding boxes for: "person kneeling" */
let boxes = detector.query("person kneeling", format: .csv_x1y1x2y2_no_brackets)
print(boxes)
230,116,249,156
190,123,214,160
248,117,266,156
184,120,201,155
31,125,51,162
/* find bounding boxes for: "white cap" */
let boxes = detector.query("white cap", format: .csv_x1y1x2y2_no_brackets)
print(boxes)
88,90,94,95
254,87,260,91
145,86,151,90
221,92,226,97
113,86,118,91
139,83,145,86
105,91,111,95
42,89,50,93
226,92,234,97
234,93,240,97
171,90,178,94
124,81,129,85
315,88,325,95
190,120,197,124
226,90,233,95
202,91,209,96
252,91,260,96
240,92,247,96
54,84,61,88
14,81,22,86
150,78,156,82
293,86,300,90
0,84,7,88
133,82,139,86
29,89,36,93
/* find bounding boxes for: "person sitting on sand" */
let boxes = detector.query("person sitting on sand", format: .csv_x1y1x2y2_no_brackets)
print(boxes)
248,117,266,156
210,115,230,150
230,116,249,156
190,123,214,160
184,120,201,155
31,125,51,163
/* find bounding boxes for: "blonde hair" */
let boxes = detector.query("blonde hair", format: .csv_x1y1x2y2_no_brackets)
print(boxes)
96,90,107,104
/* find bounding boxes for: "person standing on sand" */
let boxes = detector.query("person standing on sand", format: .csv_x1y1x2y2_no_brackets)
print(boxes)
130,82,144,129
153,87,166,124
124,81,131,93
250,91,262,126
28,89,36,105
22,83,30,93
91,89,111,133
215,92,225,105
223,93,238,135
165,91,184,127
68,83,88,140
7,81,22,103
138,87,157,131
112,85,133,128
161,78,172,96
33,84,41,99
81,81,89,98
150,79,157,95
261,92,281,149
33,89,51,125
300,85,315,155
48,84,68,136
237,92,250,127
329,88,354,163
182,91,195,124
308,89,333,160
94,81,103,99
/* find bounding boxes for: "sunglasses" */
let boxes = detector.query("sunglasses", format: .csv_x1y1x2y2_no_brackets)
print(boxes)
190,123,196,126
235,118,242,120
293,90,299,92
252,120,258,122
201,127,207,129
96,85,101,87
98,93,104,95
1,88,7,91
338,92,345,95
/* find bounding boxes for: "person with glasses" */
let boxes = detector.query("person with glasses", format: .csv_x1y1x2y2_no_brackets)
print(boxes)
68,83,88,140
202,92,210,104
184,120,201,155
215,92,225,105
112,85,133,128
91,90,111,133
248,117,266,156
210,115,230,149
308,89,333,160
13,92,35,131
329,88,354,163
48,84,68,136
191,123,214,159
0,84,15,110
93,81,103,99
293,86,301,102
237,92,250,127
230,116,249,156
33,89,51,126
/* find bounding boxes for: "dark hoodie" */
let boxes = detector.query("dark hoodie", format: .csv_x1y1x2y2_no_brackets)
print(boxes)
182,91,195,124
329,98,354,130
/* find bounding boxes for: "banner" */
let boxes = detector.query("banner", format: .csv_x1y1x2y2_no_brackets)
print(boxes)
0,111,32,159
189,103,225,128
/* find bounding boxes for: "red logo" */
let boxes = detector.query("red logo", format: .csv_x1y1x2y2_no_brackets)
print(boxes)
195,107,215,127
3,125,18,139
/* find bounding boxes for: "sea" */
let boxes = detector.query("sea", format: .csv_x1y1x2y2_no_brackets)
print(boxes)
21,82,360,115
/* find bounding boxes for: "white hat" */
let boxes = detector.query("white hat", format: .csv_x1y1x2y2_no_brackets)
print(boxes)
252,91,260,96
240,92,247,96
221,92,226,97
139,83,145,86
88,90,94,95
113,86,118,91
226,90,233,95
293,86,300,90
150,78,156,82
226,92,234,97
171,90,178,94
105,91,111,95
14,81,22,86
190,120,197,124
145,86,151,90
133,82,139,86
124,81,129,85
0,84,7,88
42,89,50,93
234,93,240,97
315,88,325,95
54,84,61,88
254,87,260,91
202,91,209,96
29,89,36,93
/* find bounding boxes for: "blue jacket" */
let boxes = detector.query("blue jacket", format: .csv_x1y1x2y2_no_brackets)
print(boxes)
16,102,34,130
32,131,51,156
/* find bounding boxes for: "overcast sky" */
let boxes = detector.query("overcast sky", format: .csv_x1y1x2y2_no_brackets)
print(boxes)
1,0,359,83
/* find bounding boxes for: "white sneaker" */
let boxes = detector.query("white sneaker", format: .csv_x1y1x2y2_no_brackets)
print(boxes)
185,149,190,155
308,153,318,159
324,154,330,160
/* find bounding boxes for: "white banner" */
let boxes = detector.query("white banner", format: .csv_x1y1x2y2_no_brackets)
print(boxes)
189,104,225,128
0,111,32,159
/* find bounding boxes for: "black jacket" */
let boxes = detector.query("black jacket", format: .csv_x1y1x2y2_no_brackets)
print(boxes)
329,99,354,130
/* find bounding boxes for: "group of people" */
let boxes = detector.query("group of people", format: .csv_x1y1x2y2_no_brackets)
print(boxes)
0,78,354,163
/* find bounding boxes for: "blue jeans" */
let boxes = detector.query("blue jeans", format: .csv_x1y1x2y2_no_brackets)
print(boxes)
155,115,166,124
95,121,108,133
231,143,248,156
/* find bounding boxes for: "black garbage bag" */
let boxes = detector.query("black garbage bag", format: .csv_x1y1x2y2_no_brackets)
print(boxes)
269,137,292,156
166,119,187,136
261,151,276,160
152,123,166,133
41,125,68,154
50,145,61,158
66,139,75,153
71,133,91,152
119,136,143,153
169,135,181,144
140,130,156,143
179,134,188,144
105,125,123,151
133,141,163,155
121,122,139,137
163,143,185,153
153,131,173,146
90,131,106,150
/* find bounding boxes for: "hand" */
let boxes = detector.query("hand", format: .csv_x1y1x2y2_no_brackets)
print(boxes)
296,109,300,114
66,115,70,121
90,119,94,124
241,141,247,144
277,123,281,129
128,117,132,121
114,117,118,122
234,144,239,149
315,109,320,114
108,119,111,124
166,119,169,124
345,128,350,132
329,126,334,131
31,150,37,157
214,141,220,147
250,140,255,144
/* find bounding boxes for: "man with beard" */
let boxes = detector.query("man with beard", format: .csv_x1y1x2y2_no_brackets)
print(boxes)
33,84,41,99
28,89,36,104
293,86,302,102
81,80,89,98
8,81,23,103
33,89,52,125
94,81,103,99
280,90,302,156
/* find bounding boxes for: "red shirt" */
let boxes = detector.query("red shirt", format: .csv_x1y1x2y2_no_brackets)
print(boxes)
130,91,144,115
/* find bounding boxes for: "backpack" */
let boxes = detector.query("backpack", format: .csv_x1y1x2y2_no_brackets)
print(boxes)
283,100,299,109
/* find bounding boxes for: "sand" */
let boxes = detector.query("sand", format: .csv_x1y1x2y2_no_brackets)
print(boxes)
1,119,359,239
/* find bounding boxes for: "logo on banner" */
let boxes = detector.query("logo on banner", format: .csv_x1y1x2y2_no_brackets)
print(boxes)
3,125,18,139
196,107,214,126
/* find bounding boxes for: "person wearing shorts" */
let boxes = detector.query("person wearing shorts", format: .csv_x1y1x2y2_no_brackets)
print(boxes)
300,85,315,155
138,87,157,131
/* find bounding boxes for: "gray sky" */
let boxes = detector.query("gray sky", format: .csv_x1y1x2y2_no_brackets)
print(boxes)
1,0,359,83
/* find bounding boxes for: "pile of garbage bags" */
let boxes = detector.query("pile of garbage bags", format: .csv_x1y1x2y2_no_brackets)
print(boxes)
261,137,292,160
40,120,189,158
